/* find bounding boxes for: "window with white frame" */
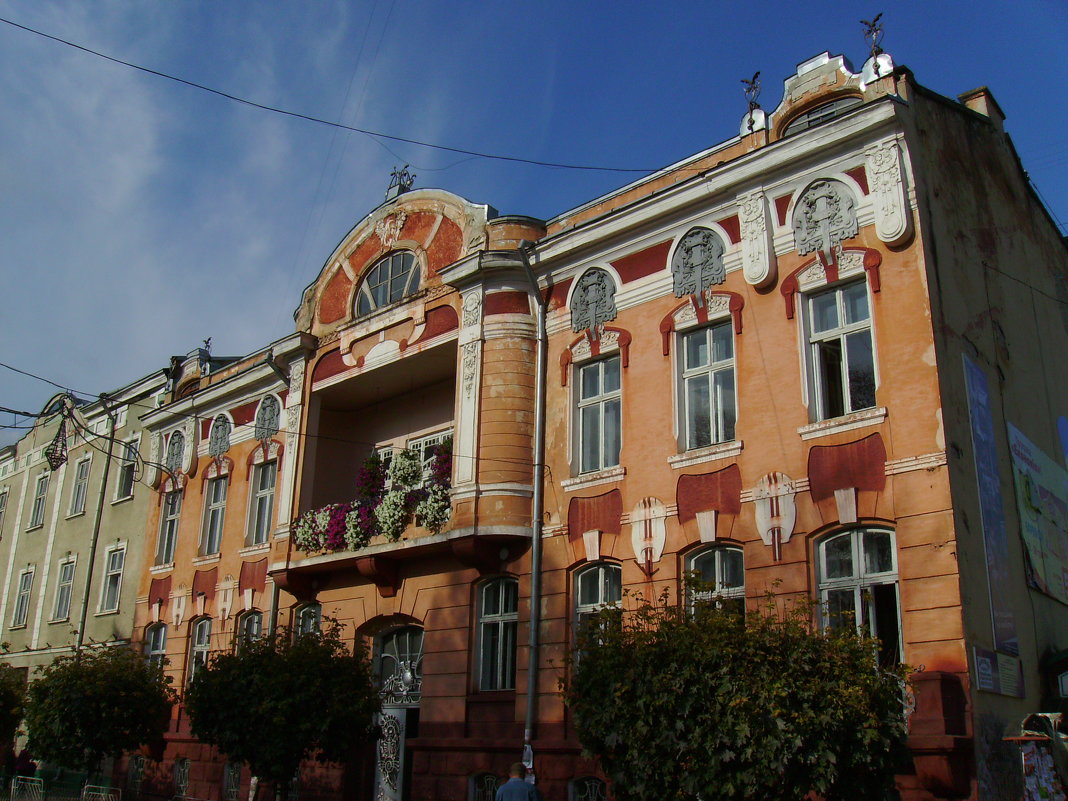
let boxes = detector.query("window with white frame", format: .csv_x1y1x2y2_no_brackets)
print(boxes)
157,491,181,565
238,610,263,649
687,545,744,615
408,429,453,483
0,490,7,536
247,462,276,546
200,477,227,556
11,568,33,627
478,577,518,691
574,562,622,632
295,603,321,636
576,356,621,474
28,473,49,528
817,528,901,666
146,623,167,669
355,251,420,316
173,757,190,798
98,546,126,613
806,280,876,420
69,457,91,516
115,437,139,500
51,558,76,621
188,618,212,683
680,321,736,449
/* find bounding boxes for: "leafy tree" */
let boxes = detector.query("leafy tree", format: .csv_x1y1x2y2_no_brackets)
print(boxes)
184,621,379,797
24,646,176,773
0,664,26,747
562,591,910,801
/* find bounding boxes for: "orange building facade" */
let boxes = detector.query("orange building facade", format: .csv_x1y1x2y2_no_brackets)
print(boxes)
124,51,1068,801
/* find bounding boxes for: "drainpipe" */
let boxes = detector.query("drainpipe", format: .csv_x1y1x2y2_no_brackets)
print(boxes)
517,242,547,772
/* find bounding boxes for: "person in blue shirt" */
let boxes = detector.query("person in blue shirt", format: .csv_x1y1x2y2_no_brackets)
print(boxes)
495,762,541,801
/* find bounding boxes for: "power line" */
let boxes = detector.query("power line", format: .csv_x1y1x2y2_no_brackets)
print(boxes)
0,15,655,175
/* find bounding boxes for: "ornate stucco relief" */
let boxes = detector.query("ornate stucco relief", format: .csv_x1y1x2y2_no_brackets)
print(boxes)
671,227,726,299
738,191,776,288
792,179,858,265
752,472,797,562
630,497,668,577
570,268,618,334
865,140,913,246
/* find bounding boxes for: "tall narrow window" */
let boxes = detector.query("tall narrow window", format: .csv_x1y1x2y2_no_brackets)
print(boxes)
99,546,126,613
574,563,622,631
680,321,736,449
157,491,181,565
52,558,76,621
188,618,212,683
0,490,8,536
296,604,321,636
146,623,168,669
223,762,241,801
807,281,875,420
201,478,227,556
471,774,500,801
577,356,621,474
238,610,263,649
115,438,138,500
69,458,91,515
355,252,420,315
11,569,33,627
247,462,276,545
28,473,49,528
478,578,518,691
688,546,745,615
570,777,608,801
817,528,901,666
173,758,190,798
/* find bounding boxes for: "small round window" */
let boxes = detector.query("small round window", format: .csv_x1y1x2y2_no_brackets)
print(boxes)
356,251,419,316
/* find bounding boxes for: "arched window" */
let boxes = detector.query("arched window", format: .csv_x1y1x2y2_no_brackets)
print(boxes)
478,578,518,691
188,617,212,683
575,563,622,631
817,528,901,665
378,625,424,705
687,545,744,615
356,251,419,315
295,603,321,635
782,96,862,137
145,623,167,669
238,610,263,649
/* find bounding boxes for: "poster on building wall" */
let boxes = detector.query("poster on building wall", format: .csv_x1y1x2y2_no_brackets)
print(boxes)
1007,424,1068,606
963,355,1019,656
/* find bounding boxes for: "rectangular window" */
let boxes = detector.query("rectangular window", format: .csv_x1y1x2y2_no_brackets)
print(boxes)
189,618,212,684
52,559,76,621
11,569,33,627
200,478,227,556
145,623,167,669
115,438,138,500
680,321,736,449
69,458,91,516
0,490,7,536
407,429,453,484
157,491,181,565
577,356,621,474
28,473,49,528
99,546,125,613
479,579,518,691
247,462,276,545
807,281,876,420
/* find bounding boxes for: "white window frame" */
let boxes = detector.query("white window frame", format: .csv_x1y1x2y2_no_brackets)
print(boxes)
51,557,77,621
188,617,212,683
816,528,902,665
146,623,167,669
200,477,227,556
478,577,518,691
687,545,745,612
407,428,453,484
28,472,49,529
678,320,737,451
238,610,263,650
574,562,622,632
68,456,91,516
114,436,140,501
98,544,126,613
575,356,622,474
157,490,182,565
804,279,877,421
295,603,321,635
355,251,420,316
11,568,34,628
0,489,8,536
246,461,277,546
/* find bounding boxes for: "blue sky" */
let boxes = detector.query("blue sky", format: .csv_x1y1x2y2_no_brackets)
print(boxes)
1,0,1066,444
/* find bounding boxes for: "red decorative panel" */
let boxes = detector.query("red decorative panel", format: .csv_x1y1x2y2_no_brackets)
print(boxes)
775,193,793,227
484,291,530,316
676,464,742,522
845,165,869,195
348,236,382,277
807,433,887,500
238,558,268,595
567,490,623,540
716,215,741,244
610,241,671,284
200,419,211,440
230,399,258,427
318,269,352,324
543,277,572,312
192,567,218,601
406,305,458,349
311,349,347,384
425,217,463,276
399,211,436,249
148,575,171,607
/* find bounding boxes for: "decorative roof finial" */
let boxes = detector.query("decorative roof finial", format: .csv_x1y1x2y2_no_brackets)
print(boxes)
861,13,885,74
742,71,762,133
386,165,416,201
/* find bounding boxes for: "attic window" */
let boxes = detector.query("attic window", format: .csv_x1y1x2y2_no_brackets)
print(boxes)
356,251,419,316
782,97,862,137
